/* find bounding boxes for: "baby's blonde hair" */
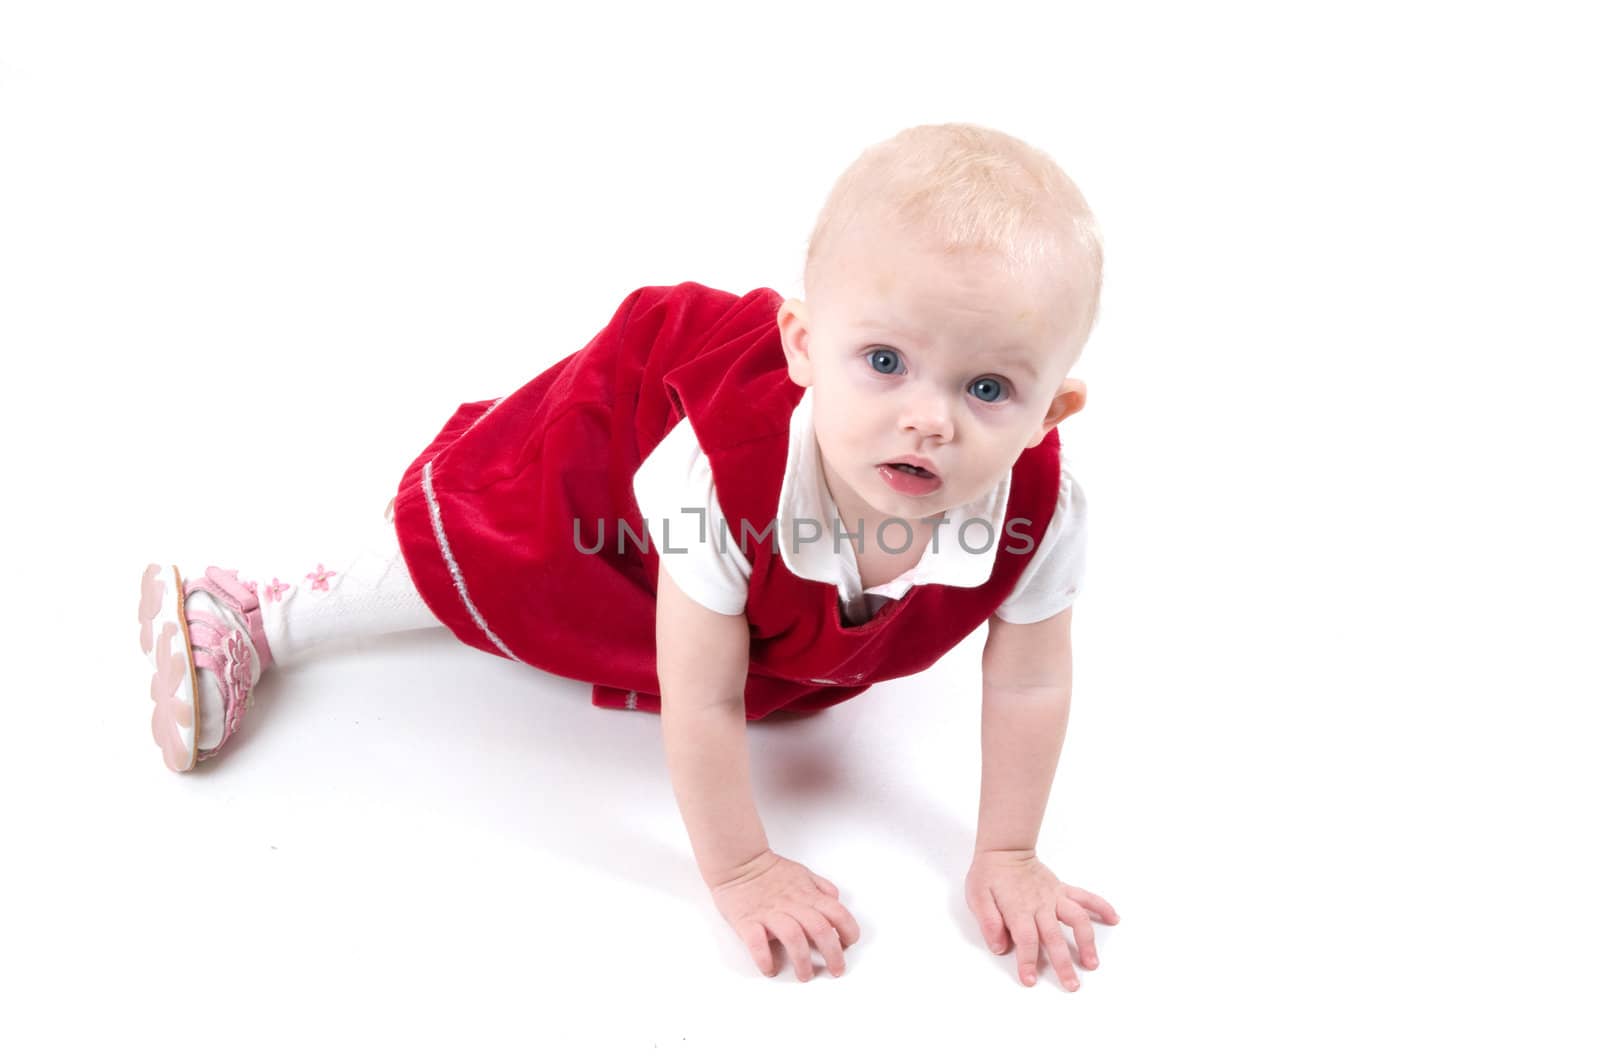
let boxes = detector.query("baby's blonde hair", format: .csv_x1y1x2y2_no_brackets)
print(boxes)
803,123,1103,354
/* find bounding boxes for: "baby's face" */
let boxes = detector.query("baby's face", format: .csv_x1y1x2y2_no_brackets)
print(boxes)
778,233,1088,528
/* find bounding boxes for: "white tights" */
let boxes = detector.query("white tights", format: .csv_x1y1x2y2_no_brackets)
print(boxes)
186,506,449,753
235,510,443,668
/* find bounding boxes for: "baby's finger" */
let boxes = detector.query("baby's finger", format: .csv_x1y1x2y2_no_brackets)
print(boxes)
1036,911,1080,992
1057,898,1099,970
794,907,847,977
809,873,840,898
741,921,778,977
813,895,862,949
973,885,1010,955
1063,885,1119,924
767,911,816,982
1004,905,1041,986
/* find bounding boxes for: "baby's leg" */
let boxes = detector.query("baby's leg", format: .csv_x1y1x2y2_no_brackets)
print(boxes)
141,504,446,771
195,509,444,757
250,510,442,668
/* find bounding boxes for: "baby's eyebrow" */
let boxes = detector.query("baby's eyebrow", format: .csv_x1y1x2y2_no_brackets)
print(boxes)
856,321,929,343
988,352,1040,380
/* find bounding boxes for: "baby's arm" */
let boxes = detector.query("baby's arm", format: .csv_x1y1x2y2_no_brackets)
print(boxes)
974,607,1076,854
656,563,765,879
964,607,1119,989
655,566,860,980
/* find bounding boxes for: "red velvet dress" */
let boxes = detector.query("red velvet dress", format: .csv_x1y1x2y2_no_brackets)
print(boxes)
391,281,1061,720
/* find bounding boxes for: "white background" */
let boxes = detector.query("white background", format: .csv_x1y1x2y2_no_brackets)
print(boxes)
3,1,1596,1058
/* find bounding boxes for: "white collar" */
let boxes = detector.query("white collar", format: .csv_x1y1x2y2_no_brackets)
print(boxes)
775,388,1012,604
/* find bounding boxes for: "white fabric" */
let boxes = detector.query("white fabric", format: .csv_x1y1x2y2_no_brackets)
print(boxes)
187,512,441,751
238,513,441,668
632,388,1087,626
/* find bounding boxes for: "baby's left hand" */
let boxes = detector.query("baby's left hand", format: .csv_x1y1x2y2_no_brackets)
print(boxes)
964,849,1119,990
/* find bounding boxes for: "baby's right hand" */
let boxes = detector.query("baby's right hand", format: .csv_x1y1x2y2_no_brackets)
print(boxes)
708,849,861,981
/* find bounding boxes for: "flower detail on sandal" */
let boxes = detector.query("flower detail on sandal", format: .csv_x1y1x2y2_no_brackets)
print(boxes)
217,628,255,720
264,578,291,603
182,566,276,762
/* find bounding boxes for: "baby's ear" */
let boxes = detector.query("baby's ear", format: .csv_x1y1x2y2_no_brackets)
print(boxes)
1026,379,1087,448
777,298,814,388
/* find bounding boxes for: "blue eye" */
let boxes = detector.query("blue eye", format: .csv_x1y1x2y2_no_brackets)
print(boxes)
867,348,902,374
969,377,1008,403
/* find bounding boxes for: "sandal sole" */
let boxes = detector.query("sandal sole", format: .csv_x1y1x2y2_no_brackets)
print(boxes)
139,563,201,772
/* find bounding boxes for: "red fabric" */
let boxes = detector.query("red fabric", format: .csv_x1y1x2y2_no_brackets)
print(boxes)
392,281,1061,721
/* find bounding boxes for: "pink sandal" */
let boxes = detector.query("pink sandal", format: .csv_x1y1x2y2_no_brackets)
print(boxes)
138,563,275,772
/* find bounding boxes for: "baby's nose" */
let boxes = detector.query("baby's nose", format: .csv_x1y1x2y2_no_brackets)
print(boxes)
898,392,953,439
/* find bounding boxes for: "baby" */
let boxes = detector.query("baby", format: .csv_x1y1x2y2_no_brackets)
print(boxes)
136,122,1120,989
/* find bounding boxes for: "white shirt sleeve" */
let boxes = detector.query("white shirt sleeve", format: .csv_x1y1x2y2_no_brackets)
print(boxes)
631,417,752,616
992,464,1087,624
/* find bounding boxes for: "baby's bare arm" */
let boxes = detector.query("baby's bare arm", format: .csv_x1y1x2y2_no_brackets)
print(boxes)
656,564,768,885
975,607,1076,854
656,566,860,980
967,606,1120,990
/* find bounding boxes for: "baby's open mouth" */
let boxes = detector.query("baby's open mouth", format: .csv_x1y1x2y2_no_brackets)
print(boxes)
886,462,934,479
